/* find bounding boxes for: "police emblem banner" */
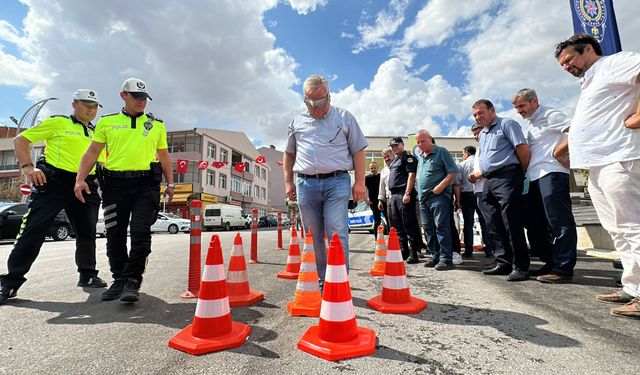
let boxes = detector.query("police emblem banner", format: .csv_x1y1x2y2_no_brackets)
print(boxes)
570,0,622,56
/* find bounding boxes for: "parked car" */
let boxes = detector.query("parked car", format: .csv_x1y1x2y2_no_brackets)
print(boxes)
258,215,278,227
203,204,245,231
0,202,73,241
241,214,252,229
96,211,190,237
348,201,389,234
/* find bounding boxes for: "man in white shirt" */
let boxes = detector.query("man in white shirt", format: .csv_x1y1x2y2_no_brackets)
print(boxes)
512,88,577,284
556,33,640,318
377,147,394,229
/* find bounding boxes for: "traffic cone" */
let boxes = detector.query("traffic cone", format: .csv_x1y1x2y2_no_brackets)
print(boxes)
168,235,251,355
369,225,387,277
277,228,301,279
287,227,321,317
298,234,376,361
367,228,428,314
227,233,264,307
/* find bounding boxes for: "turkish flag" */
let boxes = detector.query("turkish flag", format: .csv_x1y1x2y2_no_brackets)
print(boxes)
276,161,284,166
255,155,266,164
212,161,226,169
198,160,209,170
176,159,189,174
234,162,247,173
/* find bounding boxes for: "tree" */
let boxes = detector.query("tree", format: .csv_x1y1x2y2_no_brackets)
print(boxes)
0,178,24,202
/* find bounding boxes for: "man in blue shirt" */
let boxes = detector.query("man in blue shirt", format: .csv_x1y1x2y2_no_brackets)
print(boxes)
472,99,531,281
284,75,368,287
415,130,459,270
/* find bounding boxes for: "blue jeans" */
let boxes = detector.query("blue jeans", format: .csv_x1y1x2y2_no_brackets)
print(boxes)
296,172,351,284
419,194,453,261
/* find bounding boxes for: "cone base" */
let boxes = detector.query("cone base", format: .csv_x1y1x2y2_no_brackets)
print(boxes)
276,271,299,279
286,300,321,317
369,268,385,277
298,325,376,361
168,322,251,355
229,290,264,307
366,294,428,314
179,290,199,299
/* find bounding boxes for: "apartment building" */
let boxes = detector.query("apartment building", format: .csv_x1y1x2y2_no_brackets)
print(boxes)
257,145,285,213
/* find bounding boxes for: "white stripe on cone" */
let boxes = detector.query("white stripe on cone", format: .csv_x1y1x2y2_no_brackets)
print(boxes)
286,255,301,264
320,300,355,322
325,265,348,283
300,262,317,272
382,275,408,290
296,281,320,292
374,255,386,262
195,297,231,318
202,264,226,282
385,249,404,263
226,270,248,283
230,244,244,256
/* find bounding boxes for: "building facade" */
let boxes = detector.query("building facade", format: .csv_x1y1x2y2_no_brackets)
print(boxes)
257,145,285,213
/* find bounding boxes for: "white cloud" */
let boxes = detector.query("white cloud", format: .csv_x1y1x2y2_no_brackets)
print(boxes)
286,0,328,15
0,0,304,146
352,0,410,53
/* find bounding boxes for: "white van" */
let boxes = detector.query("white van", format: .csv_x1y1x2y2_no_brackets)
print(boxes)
203,204,245,231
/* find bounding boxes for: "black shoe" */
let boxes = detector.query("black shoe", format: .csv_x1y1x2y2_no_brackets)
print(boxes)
120,279,141,303
462,251,474,259
418,252,427,259
78,276,108,288
424,258,438,268
528,265,552,277
0,287,17,304
483,264,512,275
435,259,455,271
406,256,420,264
102,279,127,301
507,270,529,282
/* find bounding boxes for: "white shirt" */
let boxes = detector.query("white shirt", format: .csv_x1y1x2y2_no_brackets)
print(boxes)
526,104,571,181
458,156,475,192
378,165,391,201
569,51,640,168
472,152,484,193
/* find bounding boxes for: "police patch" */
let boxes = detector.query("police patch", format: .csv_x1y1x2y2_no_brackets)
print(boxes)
137,81,146,89
407,157,414,163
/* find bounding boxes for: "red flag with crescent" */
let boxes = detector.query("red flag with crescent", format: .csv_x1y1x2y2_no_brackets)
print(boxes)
276,161,283,166
234,162,247,173
255,155,266,164
176,159,189,174
198,160,209,170
212,161,226,169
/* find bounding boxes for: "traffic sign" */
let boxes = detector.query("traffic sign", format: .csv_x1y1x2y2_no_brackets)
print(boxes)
20,184,32,195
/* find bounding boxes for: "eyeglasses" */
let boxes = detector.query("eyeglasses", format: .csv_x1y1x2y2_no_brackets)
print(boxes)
304,95,329,109
390,144,401,148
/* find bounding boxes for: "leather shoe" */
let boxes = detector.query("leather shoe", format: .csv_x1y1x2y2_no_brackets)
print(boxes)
406,256,420,264
536,273,572,284
529,265,552,277
507,270,529,282
483,264,511,275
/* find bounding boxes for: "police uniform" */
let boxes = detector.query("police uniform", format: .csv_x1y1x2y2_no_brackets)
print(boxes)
0,114,105,293
388,150,422,261
94,109,167,288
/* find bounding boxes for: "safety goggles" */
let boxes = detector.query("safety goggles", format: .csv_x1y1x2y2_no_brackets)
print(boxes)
304,95,330,109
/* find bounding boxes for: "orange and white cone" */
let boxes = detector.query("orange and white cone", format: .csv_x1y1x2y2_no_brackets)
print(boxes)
287,227,321,317
369,225,387,277
168,235,250,355
298,233,376,361
277,228,301,279
227,233,264,307
367,228,428,314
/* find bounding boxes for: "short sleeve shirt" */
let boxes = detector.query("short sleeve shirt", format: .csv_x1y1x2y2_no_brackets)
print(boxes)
526,104,570,181
478,117,527,174
21,115,105,174
388,152,417,191
569,52,640,168
416,145,459,199
458,156,475,192
286,106,368,174
93,111,168,171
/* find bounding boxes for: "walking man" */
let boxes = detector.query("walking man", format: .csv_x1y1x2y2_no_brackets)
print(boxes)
284,75,367,287
365,161,382,239
74,78,174,304
556,34,640,317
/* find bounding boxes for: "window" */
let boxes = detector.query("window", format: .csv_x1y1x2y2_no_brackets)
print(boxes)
207,143,217,159
242,181,251,196
255,186,260,198
220,148,228,163
261,168,266,180
231,176,241,192
219,174,227,190
206,170,215,186
261,187,266,200
254,165,260,177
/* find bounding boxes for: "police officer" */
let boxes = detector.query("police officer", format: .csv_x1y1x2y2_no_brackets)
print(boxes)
387,137,421,263
1,89,107,304
74,78,175,304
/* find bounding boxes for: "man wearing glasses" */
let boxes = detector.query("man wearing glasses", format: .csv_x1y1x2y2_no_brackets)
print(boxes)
284,75,368,289
1,89,108,304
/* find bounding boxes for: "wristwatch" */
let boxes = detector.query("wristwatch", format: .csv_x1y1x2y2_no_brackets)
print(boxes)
166,183,176,189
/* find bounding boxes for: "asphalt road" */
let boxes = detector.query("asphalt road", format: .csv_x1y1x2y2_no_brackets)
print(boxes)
0,230,638,375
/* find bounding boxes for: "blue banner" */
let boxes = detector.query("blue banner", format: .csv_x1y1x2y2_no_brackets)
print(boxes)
570,0,622,55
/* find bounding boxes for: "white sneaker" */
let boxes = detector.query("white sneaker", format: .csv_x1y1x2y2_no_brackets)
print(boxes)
452,252,463,265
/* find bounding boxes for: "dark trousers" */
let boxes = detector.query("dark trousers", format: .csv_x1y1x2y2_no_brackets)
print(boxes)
0,172,100,289
102,176,160,283
390,192,421,259
527,173,577,275
370,199,381,239
482,168,530,271
461,191,493,255
474,192,494,255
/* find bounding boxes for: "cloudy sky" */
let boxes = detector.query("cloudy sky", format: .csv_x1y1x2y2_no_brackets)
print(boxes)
1,0,639,148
